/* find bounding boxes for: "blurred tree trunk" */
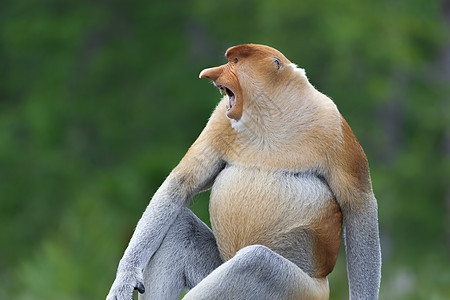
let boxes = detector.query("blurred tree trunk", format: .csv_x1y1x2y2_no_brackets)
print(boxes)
378,70,407,165
442,0,450,249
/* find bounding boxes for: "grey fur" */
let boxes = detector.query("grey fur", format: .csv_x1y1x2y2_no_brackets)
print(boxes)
106,55,381,299
183,244,326,300
139,208,222,300
342,195,381,300
107,168,380,300
106,151,224,300
137,206,326,300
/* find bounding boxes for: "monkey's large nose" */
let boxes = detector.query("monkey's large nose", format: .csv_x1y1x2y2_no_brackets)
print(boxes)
199,65,224,81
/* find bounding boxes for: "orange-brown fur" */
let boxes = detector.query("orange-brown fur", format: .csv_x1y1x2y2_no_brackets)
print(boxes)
183,44,373,298
108,44,379,300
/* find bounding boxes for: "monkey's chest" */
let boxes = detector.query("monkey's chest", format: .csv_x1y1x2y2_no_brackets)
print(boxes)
209,165,341,272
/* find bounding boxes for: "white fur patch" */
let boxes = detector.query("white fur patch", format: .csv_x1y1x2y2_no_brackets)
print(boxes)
289,63,307,78
229,115,248,132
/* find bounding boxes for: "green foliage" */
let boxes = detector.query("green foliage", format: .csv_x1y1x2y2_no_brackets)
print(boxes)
0,0,448,299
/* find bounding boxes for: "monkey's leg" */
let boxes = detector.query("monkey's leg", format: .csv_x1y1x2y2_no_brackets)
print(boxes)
183,244,329,300
139,207,222,300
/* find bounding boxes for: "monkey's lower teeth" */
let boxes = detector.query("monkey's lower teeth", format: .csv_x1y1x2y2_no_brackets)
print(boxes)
229,96,235,109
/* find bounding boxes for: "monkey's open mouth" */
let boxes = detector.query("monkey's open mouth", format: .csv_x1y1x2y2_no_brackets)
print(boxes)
217,85,236,111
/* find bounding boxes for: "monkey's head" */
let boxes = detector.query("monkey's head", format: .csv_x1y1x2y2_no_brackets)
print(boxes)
199,44,293,122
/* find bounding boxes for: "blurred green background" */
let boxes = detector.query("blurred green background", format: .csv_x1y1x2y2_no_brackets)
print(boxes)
0,0,449,299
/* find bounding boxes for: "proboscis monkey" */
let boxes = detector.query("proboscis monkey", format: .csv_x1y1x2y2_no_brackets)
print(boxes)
106,44,381,300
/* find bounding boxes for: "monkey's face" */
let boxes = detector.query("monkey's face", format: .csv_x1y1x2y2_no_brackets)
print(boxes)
199,60,242,120
200,44,291,121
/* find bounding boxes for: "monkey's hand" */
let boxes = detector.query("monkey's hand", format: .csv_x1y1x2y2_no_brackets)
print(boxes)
106,267,145,300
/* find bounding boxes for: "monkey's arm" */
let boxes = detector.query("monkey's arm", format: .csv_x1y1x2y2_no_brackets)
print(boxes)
328,118,381,300
106,116,226,300
342,193,381,299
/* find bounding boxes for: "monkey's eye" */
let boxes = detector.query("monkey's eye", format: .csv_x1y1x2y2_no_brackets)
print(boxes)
272,57,281,70
234,58,239,64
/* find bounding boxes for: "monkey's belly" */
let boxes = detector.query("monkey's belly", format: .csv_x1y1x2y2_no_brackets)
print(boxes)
209,165,343,277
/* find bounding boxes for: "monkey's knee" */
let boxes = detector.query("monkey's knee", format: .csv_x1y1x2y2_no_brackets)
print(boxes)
233,245,273,267
232,245,292,286
146,207,221,290
234,245,329,300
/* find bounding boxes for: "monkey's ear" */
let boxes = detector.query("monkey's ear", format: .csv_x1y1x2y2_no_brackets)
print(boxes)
272,57,281,70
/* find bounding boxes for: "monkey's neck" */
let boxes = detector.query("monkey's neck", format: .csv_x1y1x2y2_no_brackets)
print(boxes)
232,75,327,150
242,106,339,164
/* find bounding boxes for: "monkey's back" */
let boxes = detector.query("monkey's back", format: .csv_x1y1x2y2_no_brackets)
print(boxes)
210,165,342,278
